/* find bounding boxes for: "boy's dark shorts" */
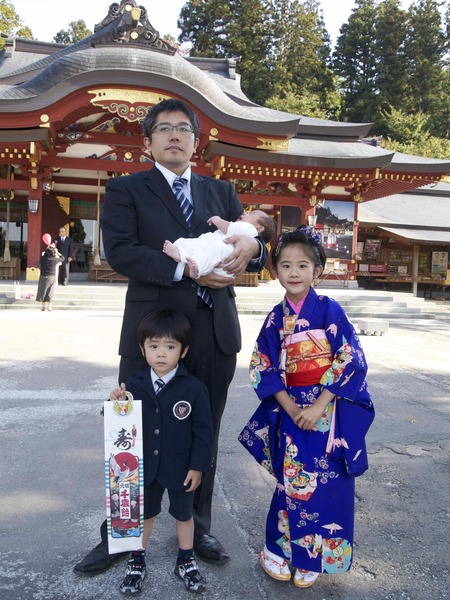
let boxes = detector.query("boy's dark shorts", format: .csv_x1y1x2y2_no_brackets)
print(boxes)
144,480,194,522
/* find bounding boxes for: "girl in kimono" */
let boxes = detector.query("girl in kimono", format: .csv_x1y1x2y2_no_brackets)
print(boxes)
239,226,374,588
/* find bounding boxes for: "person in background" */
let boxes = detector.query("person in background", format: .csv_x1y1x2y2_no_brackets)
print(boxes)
55,226,74,285
35,243,64,311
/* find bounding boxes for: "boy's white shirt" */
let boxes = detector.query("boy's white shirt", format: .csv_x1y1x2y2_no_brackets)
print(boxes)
150,365,178,392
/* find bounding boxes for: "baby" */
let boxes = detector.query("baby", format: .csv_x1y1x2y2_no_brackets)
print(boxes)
163,210,276,279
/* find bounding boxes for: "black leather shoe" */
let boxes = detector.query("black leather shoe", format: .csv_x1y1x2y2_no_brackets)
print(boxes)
194,534,230,565
73,541,127,576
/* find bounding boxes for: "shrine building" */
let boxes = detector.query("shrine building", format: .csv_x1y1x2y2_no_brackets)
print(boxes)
1,0,449,290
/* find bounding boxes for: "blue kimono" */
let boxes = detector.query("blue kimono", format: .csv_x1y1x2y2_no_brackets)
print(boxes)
239,287,374,574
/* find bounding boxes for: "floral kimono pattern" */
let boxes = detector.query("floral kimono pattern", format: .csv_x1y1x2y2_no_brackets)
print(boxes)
239,287,374,573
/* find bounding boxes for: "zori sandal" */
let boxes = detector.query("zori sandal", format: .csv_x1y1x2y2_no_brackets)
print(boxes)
259,545,291,581
293,568,319,588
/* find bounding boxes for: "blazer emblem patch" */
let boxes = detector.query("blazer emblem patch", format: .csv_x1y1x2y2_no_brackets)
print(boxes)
173,401,192,420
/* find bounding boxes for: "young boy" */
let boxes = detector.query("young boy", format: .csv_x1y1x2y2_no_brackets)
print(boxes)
110,309,213,596
163,209,276,279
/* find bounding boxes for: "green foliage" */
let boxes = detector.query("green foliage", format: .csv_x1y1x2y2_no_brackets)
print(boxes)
53,20,92,44
381,107,450,159
0,0,34,46
266,90,328,118
384,134,450,160
270,0,334,107
373,0,409,115
178,0,273,104
333,0,379,123
178,0,233,56
265,86,343,121
381,106,431,144
404,0,448,137
333,0,448,141
179,0,335,111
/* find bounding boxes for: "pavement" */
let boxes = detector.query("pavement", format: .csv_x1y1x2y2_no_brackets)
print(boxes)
1,303,449,600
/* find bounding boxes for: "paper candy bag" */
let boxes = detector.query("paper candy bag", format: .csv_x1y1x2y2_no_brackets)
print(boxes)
104,393,144,553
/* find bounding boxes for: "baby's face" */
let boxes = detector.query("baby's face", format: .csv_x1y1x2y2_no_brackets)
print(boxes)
238,211,262,227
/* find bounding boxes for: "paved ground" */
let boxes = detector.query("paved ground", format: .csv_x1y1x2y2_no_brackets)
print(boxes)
1,304,449,599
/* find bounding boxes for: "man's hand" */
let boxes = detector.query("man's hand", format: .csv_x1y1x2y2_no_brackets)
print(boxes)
196,271,234,288
222,236,260,275
183,469,202,492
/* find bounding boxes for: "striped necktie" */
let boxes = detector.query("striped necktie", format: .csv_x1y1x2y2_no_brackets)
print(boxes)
155,378,165,394
172,177,193,226
172,177,213,308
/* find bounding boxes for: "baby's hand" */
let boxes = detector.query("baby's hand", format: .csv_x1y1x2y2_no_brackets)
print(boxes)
109,382,127,401
207,216,220,227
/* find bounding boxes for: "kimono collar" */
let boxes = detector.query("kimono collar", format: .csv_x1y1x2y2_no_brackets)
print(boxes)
286,293,308,314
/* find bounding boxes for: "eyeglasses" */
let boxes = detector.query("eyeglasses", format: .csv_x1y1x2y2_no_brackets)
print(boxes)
152,123,195,135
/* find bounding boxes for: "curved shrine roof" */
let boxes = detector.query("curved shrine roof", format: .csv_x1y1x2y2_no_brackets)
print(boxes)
0,0,449,198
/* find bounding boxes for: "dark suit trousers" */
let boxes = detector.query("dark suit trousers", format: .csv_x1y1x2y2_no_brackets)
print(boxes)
58,260,69,285
119,303,237,538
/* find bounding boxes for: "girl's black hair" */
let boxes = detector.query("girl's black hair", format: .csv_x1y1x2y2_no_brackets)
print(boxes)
137,309,192,352
271,226,327,271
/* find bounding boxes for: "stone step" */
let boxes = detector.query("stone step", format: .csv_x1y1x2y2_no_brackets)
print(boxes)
0,281,449,319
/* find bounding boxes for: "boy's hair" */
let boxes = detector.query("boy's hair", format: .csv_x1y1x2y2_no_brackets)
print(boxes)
271,226,327,271
142,99,201,139
137,309,192,352
255,212,277,243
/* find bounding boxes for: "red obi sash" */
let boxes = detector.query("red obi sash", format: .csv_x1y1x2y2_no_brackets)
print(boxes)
286,364,330,387
284,331,332,387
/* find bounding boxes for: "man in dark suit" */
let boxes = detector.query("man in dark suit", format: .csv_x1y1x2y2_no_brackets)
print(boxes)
74,99,267,576
55,226,74,285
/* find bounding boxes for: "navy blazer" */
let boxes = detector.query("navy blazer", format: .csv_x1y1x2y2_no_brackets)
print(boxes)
126,364,213,491
101,167,266,359
55,235,73,260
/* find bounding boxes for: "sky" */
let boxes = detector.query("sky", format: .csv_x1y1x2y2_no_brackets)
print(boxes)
11,0,418,48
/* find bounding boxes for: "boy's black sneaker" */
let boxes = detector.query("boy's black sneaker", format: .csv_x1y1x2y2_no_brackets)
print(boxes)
119,554,146,596
175,555,206,593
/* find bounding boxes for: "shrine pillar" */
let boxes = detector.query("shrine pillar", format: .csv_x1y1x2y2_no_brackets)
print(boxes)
26,181,43,279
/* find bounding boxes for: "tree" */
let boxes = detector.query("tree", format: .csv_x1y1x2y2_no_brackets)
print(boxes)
373,0,409,127
404,0,448,137
53,20,92,44
265,90,329,118
178,0,274,105
381,107,450,159
269,0,334,109
178,0,232,56
333,0,378,124
0,0,34,47
225,0,275,104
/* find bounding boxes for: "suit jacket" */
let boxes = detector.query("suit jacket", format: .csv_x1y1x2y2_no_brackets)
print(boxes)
101,167,266,358
55,235,74,261
126,364,213,490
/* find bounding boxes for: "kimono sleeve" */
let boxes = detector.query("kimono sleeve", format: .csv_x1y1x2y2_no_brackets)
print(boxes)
249,307,286,402
318,298,374,476
319,298,370,404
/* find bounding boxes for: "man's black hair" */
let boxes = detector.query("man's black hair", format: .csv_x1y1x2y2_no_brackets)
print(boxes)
142,99,200,139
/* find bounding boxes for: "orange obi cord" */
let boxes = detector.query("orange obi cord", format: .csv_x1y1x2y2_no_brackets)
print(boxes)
285,365,329,387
